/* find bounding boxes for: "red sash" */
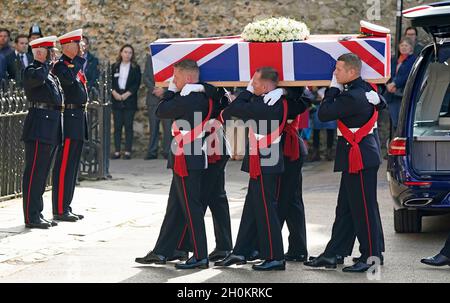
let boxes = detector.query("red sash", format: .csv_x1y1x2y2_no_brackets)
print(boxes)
206,120,223,164
283,115,301,161
337,108,378,174
172,98,213,177
249,99,288,179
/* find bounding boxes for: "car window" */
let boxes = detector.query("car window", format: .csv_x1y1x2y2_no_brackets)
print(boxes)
413,49,450,137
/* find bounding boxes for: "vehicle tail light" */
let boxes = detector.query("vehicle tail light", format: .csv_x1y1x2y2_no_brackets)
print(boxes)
388,137,407,156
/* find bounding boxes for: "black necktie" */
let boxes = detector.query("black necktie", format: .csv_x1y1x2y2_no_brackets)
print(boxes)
20,54,26,68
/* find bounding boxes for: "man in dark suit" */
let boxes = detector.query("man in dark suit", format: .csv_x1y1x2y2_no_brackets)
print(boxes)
304,53,385,273
143,52,172,160
22,36,62,229
51,29,88,222
6,34,33,87
215,67,287,271
80,36,99,92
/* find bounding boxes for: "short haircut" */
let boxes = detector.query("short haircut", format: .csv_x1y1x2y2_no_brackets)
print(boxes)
0,28,10,37
405,26,418,36
337,53,362,74
15,34,28,44
173,59,199,73
256,66,279,85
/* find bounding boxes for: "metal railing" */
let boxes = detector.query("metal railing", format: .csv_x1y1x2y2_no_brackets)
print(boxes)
0,64,112,201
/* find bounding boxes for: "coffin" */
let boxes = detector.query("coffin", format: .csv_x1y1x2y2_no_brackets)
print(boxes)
150,34,391,87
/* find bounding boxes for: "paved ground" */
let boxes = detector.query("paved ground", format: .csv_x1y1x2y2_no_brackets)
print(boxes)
1,158,449,283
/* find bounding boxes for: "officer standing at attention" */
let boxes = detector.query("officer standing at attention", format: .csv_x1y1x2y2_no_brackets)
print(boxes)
51,29,88,222
22,36,63,229
304,53,385,272
215,67,287,271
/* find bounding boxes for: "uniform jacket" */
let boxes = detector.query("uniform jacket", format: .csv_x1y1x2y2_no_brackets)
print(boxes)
22,60,63,145
318,77,383,172
53,54,88,141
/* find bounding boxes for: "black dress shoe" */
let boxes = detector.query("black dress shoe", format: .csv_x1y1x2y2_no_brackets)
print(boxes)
135,251,167,265
53,213,79,222
209,249,231,262
40,215,58,227
25,219,52,229
214,254,246,267
123,154,131,160
70,212,84,220
42,218,58,227
175,256,209,269
353,255,384,265
167,250,188,262
247,250,260,261
144,155,157,160
342,261,372,273
304,254,337,269
252,259,286,271
421,254,450,267
111,153,121,159
284,253,307,262
309,254,344,265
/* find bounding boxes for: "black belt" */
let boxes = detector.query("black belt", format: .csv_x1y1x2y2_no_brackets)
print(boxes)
65,104,87,110
30,102,63,111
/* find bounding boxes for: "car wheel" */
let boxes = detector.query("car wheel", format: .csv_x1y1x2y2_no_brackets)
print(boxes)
394,208,422,233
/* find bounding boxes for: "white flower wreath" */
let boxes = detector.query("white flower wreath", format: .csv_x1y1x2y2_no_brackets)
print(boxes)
241,17,310,42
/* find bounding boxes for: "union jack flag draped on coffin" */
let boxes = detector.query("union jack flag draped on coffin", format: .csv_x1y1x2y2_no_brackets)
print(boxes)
150,34,391,85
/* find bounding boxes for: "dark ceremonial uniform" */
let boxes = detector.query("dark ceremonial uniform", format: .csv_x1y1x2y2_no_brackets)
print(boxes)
318,77,384,263
22,60,63,225
177,84,233,255
51,54,88,217
221,90,287,262
152,88,212,261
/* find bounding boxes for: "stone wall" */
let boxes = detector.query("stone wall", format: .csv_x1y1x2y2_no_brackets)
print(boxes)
1,0,428,156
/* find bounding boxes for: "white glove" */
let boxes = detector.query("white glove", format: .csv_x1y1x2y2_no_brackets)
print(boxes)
246,78,254,94
180,84,205,96
263,88,284,106
366,90,381,106
330,74,343,91
168,78,179,93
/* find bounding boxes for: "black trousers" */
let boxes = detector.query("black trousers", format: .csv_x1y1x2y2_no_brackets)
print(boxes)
153,170,208,259
277,156,308,256
323,166,384,262
113,109,135,153
52,138,84,215
313,129,335,149
178,157,233,252
147,105,172,158
440,234,450,258
22,140,57,224
233,174,284,261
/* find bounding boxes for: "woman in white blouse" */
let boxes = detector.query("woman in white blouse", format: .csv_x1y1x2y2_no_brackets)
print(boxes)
111,44,141,159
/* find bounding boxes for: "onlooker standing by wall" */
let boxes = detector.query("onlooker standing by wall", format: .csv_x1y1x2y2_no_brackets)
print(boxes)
81,36,100,92
0,28,13,57
143,52,171,160
6,34,32,87
385,37,416,132
404,26,424,56
111,44,142,160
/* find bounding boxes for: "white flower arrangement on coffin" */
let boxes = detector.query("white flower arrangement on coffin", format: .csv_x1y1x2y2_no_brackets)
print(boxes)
241,17,310,42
